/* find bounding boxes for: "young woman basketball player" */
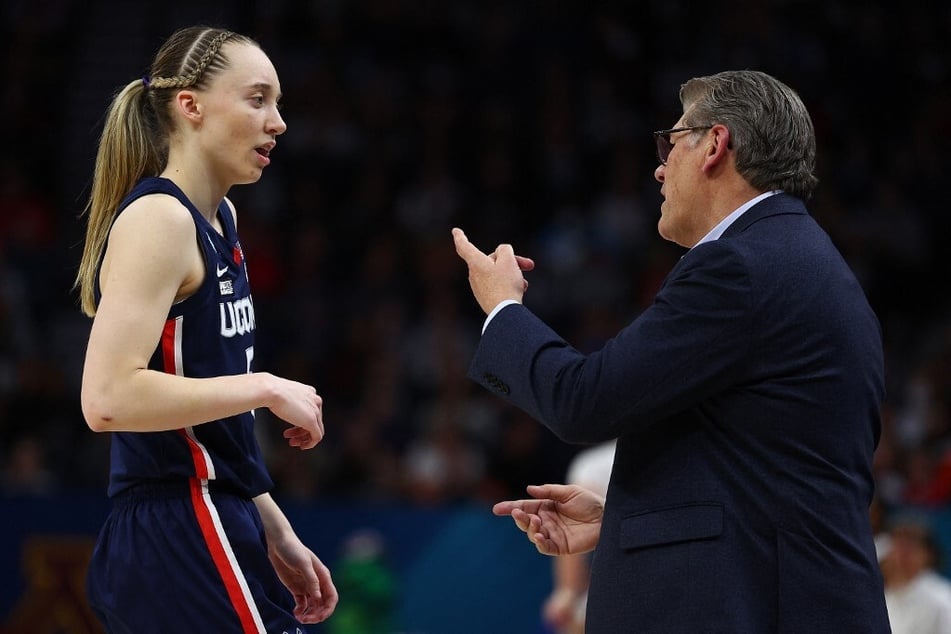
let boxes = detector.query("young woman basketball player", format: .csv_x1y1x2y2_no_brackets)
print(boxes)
75,26,337,633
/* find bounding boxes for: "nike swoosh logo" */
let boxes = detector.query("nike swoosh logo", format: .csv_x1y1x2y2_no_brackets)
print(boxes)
216,265,228,278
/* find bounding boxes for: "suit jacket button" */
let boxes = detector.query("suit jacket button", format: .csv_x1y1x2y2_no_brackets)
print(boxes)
483,373,509,394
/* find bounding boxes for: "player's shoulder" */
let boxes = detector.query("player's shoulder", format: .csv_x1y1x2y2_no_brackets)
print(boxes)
109,193,196,252
114,192,194,232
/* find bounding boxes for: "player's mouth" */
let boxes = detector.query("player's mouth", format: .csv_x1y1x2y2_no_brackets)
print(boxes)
255,143,274,166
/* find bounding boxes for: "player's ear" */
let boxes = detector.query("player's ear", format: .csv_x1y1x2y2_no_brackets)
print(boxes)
174,90,203,125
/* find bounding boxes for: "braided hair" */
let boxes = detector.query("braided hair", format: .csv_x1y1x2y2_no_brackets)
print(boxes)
149,30,235,89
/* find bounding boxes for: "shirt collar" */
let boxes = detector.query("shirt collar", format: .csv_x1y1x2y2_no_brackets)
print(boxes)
692,190,783,249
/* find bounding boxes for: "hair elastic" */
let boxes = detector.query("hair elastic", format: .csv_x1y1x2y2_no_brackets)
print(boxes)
142,76,151,88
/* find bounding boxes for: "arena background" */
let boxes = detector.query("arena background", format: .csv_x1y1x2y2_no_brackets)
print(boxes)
2,1,950,632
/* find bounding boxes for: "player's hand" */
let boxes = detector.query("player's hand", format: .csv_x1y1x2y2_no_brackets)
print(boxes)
283,424,321,450
493,484,604,556
268,536,338,624
265,374,325,449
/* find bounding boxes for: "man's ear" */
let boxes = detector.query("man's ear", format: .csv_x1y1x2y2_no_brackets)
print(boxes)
702,124,731,173
174,90,202,125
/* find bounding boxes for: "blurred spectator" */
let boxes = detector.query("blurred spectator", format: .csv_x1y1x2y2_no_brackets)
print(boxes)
880,519,951,634
328,529,397,634
403,406,485,505
1,435,56,496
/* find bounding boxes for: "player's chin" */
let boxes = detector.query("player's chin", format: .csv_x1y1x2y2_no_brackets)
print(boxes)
236,168,264,185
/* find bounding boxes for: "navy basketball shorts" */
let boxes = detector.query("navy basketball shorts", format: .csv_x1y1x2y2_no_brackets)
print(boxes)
86,479,305,634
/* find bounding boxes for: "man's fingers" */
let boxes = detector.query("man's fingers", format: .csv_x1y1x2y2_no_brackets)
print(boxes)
452,227,487,262
515,255,536,271
494,499,546,516
492,501,514,516
526,484,553,499
527,483,573,502
511,508,532,533
534,535,557,556
453,227,534,272
493,244,520,269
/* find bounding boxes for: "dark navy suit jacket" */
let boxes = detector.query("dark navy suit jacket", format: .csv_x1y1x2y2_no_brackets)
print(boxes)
470,194,890,633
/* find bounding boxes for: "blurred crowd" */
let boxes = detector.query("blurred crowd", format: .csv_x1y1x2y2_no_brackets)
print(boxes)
1,0,950,536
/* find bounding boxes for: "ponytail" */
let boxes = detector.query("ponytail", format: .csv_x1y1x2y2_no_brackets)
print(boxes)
75,78,162,316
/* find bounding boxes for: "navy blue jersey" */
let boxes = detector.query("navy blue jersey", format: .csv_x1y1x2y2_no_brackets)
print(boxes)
87,177,306,634
96,176,273,498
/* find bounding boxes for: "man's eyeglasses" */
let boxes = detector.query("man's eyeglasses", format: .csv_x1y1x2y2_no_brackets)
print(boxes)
653,126,712,165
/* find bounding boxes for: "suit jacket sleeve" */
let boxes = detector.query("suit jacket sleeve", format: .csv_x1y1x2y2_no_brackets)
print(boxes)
469,239,754,443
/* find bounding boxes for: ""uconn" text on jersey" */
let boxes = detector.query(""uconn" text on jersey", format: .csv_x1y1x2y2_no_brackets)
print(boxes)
219,297,256,337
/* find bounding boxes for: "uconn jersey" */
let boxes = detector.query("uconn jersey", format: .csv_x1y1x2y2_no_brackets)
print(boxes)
97,177,273,498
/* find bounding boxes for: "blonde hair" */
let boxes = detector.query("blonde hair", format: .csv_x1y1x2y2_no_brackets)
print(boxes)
75,26,254,316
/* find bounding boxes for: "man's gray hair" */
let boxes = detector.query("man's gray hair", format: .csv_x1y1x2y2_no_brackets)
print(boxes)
680,70,819,200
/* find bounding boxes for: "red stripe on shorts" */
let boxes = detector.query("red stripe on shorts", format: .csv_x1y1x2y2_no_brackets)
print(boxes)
188,478,260,634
